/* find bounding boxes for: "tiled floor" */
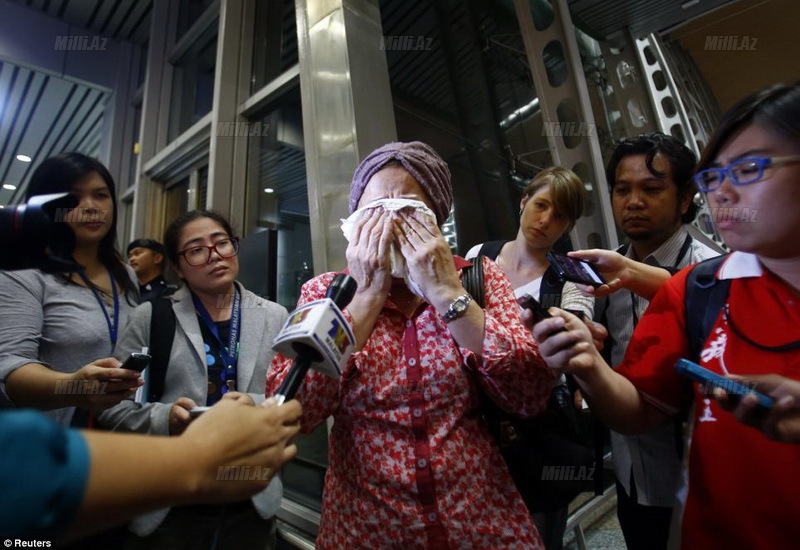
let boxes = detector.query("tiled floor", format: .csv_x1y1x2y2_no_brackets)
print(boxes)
564,493,626,550
276,493,628,550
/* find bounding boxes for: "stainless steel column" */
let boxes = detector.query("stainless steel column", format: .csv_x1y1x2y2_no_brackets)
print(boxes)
296,0,397,273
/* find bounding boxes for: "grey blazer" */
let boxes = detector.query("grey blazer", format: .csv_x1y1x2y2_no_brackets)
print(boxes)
98,282,289,536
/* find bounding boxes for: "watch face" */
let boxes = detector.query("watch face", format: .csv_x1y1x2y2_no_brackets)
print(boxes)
442,294,471,323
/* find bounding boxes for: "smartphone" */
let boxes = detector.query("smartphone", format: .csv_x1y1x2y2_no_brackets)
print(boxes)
675,359,774,410
517,293,554,322
120,352,151,373
546,252,606,287
189,406,211,418
517,294,567,333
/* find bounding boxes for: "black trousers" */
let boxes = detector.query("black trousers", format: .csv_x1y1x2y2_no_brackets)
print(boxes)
615,474,672,550
123,501,275,550
533,507,568,550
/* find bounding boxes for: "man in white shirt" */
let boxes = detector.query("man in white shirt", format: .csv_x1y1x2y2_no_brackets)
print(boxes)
598,133,719,550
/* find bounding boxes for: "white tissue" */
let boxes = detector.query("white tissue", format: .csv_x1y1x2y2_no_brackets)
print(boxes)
341,199,435,297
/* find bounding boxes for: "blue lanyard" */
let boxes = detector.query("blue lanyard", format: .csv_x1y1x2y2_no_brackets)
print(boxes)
192,287,241,370
78,269,119,349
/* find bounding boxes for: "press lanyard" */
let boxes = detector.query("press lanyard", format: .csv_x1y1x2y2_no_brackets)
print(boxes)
192,287,241,370
78,269,119,349
630,234,693,326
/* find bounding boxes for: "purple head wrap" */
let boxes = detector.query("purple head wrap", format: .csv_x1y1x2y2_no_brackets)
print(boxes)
349,141,453,225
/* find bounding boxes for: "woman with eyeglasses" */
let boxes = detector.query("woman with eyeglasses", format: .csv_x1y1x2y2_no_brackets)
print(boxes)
0,153,142,425
532,83,800,549
98,210,289,549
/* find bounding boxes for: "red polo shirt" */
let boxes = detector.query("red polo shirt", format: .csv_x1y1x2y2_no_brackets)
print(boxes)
617,252,800,549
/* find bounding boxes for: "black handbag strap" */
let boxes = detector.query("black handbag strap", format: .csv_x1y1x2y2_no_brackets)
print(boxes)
147,297,176,403
462,252,487,308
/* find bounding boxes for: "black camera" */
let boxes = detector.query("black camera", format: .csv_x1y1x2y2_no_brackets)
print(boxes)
0,193,80,272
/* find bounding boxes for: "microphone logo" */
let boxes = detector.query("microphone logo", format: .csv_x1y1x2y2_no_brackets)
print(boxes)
327,318,350,355
272,296,356,378
287,308,311,326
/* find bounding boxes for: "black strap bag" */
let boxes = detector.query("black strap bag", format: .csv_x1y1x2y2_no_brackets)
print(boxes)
462,250,596,512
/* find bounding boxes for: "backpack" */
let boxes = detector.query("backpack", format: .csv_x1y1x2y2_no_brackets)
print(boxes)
462,243,596,512
684,255,731,360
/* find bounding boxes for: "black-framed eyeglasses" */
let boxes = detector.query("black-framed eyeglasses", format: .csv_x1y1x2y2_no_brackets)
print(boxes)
178,237,239,266
693,155,800,193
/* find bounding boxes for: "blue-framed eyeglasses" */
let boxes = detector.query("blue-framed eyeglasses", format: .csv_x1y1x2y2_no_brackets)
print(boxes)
693,155,800,193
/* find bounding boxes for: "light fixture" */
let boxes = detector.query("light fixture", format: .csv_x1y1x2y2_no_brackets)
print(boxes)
264,187,275,193
16,154,31,163
2,184,16,190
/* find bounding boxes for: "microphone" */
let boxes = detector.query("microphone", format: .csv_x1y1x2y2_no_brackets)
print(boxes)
271,273,358,405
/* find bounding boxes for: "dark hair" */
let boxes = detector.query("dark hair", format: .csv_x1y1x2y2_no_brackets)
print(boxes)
26,152,137,302
127,238,166,257
606,132,699,223
163,210,238,266
697,83,800,173
522,167,586,233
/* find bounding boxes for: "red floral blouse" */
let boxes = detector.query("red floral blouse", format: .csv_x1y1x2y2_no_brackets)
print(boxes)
267,257,553,549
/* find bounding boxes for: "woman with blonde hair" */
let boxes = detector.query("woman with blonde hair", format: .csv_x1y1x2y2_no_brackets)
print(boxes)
465,166,591,550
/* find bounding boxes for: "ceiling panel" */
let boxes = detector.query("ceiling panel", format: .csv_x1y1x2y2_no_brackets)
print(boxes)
0,60,109,206
9,0,152,45
568,0,742,42
0,1,149,207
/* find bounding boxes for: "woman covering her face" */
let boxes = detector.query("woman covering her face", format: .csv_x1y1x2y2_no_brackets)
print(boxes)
268,141,555,549
534,84,800,549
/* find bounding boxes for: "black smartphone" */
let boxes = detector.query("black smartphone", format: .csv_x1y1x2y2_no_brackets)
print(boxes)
546,252,606,287
517,294,568,334
120,352,151,373
517,293,553,322
675,359,774,410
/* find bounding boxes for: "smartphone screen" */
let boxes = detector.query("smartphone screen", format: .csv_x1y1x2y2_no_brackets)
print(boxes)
546,252,606,287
